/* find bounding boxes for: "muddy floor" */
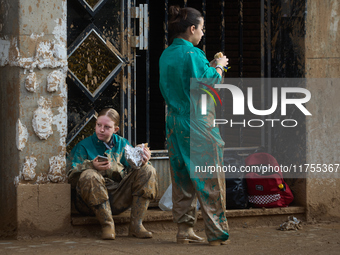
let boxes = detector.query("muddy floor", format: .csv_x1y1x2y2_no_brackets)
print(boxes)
1,222,339,255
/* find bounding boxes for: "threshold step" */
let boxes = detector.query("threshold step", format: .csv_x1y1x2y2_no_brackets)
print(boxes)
71,206,305,226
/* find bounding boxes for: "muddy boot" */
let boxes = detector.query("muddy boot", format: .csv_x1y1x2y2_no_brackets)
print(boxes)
176,223,205,244
92,200,115,240
128,196,152,238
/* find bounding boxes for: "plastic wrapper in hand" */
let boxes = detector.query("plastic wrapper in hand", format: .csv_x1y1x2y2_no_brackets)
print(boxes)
124,144,144,169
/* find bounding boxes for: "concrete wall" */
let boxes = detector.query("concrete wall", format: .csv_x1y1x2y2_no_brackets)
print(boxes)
305,0,340,221
0,0,71,237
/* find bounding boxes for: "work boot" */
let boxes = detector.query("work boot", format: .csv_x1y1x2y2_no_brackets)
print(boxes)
92,200,115,240
128,196,152,238
176,223,205,244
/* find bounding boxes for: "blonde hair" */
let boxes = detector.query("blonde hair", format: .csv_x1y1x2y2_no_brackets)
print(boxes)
97,108,120,125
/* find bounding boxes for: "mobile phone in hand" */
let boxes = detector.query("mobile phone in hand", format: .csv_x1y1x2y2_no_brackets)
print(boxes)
97,155,108,162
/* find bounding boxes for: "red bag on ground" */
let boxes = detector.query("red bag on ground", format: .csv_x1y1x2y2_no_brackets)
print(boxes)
245,153,294,208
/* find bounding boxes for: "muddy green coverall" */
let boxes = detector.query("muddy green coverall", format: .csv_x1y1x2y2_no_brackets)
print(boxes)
67,133,157,216
159,38,229,242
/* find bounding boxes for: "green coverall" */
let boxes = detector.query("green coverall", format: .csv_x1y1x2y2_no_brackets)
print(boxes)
67,133,157,216
159,38,229,242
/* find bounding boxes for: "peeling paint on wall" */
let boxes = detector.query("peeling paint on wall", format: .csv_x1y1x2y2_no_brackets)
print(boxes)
52,67,67,158
16,119,28,151
35,41,54,62
47,70,62,92
53,43,67,60
48,156,66,183
32,97,53,140
0,37,67,72
52,1,67,46
0,0,67,72
21,156,37,181
53,104,67,145
46,74,66,160
30,32,45,40
35,41,65,70
25,72,37,92
35,174,50,184
14,156,40,186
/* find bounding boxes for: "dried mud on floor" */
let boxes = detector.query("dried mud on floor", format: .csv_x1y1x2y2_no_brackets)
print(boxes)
0,222,339,255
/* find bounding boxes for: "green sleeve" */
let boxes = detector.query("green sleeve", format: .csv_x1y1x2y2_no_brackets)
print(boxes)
186,48,222,90
68,144,89,169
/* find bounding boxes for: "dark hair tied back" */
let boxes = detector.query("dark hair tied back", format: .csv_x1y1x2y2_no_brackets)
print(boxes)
169,5,187,20
168,6,202,41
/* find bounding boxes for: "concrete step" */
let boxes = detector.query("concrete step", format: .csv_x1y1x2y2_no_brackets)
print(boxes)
72,206,306,227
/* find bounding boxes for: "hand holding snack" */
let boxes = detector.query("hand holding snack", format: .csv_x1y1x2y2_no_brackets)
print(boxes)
125,143,151,169
214,51,230,71
140,144,151,166
214,52,224,59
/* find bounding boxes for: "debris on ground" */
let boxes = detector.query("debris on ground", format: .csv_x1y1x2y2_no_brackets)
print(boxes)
278,216,302,231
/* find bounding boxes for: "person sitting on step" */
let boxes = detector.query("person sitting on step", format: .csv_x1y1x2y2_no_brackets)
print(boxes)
67,108,158,240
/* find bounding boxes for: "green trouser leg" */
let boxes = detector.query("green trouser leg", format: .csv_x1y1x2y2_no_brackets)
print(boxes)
167,114,229,243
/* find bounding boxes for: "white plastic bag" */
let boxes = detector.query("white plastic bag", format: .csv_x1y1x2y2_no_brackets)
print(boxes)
158,183,201,211
158,183,173,211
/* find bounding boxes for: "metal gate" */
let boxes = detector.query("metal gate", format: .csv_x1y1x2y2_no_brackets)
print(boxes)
66,0,148,152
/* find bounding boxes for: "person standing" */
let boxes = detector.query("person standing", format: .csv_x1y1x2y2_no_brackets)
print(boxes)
159,6,229,245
